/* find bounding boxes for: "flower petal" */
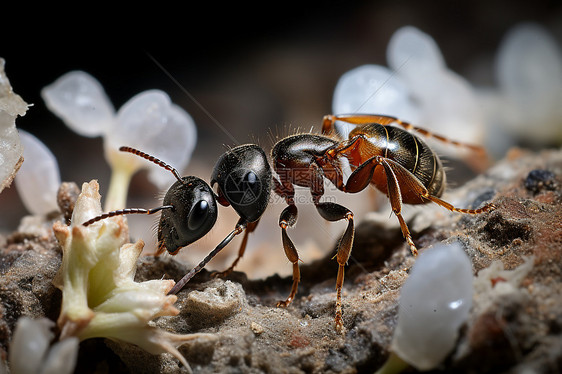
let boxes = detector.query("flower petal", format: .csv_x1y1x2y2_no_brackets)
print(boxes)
42,71,115,137
387,26,445,81
15,130,61,215
391,242,473,370
495,22,562,142
107,90,197,189
332,64,420,138
9,317,54,374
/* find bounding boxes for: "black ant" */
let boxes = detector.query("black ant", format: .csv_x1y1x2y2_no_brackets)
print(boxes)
270,113,496,331
83,113,495,332
83,145,272,295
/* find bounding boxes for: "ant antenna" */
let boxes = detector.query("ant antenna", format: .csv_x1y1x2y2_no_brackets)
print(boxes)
82,205,174,226
119,146,184,184
167,221,247,295
82,146,184,227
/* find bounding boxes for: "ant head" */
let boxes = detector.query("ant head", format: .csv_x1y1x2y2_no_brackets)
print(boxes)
158,176,218,255
211,144,272,223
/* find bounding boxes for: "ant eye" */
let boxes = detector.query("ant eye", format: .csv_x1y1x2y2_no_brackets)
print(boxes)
188,200,209,231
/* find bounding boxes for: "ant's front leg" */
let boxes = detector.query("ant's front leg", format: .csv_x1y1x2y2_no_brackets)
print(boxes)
212,220,259,278
168,219,247,295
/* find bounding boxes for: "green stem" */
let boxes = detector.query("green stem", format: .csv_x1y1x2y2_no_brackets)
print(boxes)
374,352,410,374
104,165,135,212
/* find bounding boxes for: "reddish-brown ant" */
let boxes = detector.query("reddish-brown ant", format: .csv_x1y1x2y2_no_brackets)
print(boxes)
83,113,495,332
271,113,495,331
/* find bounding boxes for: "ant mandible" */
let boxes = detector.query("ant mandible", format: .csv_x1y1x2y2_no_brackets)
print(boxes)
271,113,496,331
83,145,272,295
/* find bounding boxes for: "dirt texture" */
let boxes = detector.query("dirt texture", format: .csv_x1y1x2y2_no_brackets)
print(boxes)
1,147,561,374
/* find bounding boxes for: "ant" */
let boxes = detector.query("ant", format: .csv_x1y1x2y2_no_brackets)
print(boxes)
83,145,272,295
83,113,495,332
270,113,496,331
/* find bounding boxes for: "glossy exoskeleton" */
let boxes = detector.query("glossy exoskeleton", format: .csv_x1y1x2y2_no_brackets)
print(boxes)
83,145,272,295
271,114,496,331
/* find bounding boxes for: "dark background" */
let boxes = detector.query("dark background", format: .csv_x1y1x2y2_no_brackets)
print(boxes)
2,0,561,232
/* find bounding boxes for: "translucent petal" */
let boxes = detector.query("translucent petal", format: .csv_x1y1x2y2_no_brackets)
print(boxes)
391,242,473,370
15,130,61,215
108,90,197,189
9,317,54,374
39,337,79,374
387,26,446,82
496,22,562,141
412,71,484,145
42,71,115,137
498,23,562,104
332,64,420,138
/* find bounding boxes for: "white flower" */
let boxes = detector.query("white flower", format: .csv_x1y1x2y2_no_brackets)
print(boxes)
391,242,473,371
52,180,216,372
7,317,78,374
15,130,61,215
483,22,562,145
39,71,115,137
42,71,197,211
332,26,484,153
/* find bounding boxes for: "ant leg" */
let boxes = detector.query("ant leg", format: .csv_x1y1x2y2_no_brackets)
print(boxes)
323,114,486,154
424,195,496,214
272,175,303,308
322,113,399,137
212,220,260,278
340,156,381,193
323,153,379,194
379,157,497,214
276,204,301,308
168,219,247,295
308,163,354,331
322,114,339,136
314,201,355,332
377,159,420,256
379,157,496,255
326,153,420,257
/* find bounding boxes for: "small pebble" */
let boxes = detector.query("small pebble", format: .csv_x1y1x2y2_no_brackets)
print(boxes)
184,280,245,327
524,169,557,193
250,322,264,335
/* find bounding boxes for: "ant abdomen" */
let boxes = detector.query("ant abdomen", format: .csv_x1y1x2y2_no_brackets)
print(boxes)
347,123,446,201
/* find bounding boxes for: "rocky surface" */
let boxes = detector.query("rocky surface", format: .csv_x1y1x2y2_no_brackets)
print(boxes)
1,147,561,373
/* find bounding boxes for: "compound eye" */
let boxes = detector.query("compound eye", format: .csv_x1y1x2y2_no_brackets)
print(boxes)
187,200,209,231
